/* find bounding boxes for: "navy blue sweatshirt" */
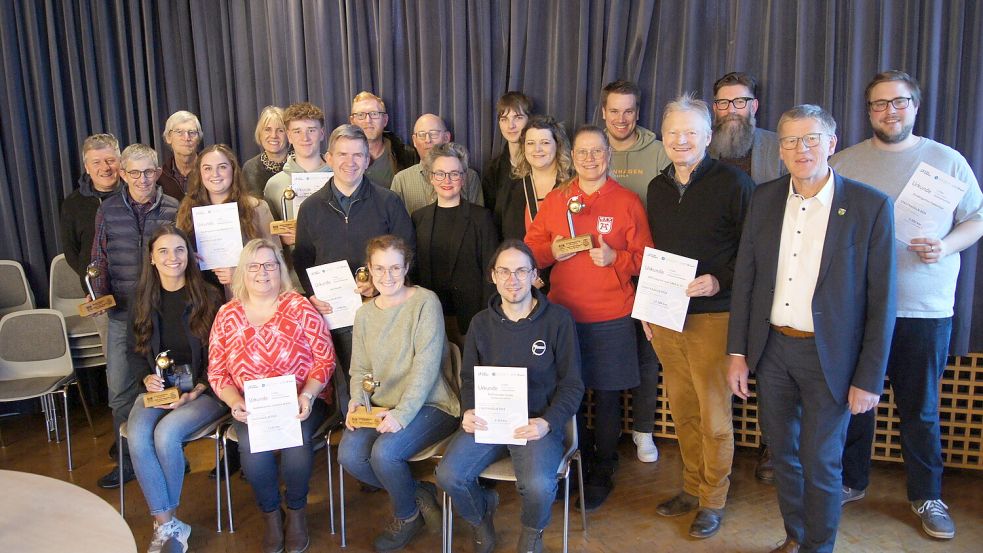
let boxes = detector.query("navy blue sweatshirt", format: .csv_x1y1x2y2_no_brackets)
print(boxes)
461,288,584,432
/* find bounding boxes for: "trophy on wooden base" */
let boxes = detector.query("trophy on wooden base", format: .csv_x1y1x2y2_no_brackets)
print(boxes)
270,187,297,235
143,351,184,407
78,264,117,317
355,266,371,284
554,195,593,255
348,374,383,428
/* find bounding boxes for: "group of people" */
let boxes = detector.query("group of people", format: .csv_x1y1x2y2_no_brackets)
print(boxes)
55,69,982,553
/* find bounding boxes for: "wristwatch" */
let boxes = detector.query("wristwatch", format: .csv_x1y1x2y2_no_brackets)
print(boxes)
301,391,316,402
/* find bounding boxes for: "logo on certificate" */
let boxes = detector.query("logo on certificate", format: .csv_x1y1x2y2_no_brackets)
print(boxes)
531,340,547,356
596,216,614,234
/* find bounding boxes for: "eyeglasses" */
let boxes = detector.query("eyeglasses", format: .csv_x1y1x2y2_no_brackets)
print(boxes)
431,170,464,182
170,129,200,138
246,262,279,272
125,169,158,179
369,265,405,277
868,97,912,112
574,148,608,161
712,97,755,110
413,130,445,141
778,133,828,150
351,111,386,121
493,267,533,281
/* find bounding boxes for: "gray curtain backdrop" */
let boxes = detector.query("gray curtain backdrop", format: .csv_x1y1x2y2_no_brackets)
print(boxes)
1,0,981,351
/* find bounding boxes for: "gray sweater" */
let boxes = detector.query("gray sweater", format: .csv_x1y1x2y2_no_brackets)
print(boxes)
350,286,460,427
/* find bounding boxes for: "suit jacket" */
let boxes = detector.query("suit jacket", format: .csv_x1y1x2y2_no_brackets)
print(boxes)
412,201,499,334
727,171,897,401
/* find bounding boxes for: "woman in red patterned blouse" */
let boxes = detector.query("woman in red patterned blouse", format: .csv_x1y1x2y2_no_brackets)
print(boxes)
208,238,335,553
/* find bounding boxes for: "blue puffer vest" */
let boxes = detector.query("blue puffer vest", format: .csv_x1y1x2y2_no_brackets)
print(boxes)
102,187,179,319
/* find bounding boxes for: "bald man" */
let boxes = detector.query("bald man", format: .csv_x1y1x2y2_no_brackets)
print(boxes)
391,113,484,214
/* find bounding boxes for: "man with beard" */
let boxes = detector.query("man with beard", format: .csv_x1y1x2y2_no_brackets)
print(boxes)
709,72,786,185
831,70,983,541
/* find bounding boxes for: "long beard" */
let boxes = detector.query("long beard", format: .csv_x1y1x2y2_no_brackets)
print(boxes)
873,123,914,144
710,114,756,159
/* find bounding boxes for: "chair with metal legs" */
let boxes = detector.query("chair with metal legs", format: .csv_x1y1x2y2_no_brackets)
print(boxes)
442,416,588,553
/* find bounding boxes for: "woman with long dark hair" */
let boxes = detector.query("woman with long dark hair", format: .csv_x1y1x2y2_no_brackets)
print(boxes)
125,223,225,553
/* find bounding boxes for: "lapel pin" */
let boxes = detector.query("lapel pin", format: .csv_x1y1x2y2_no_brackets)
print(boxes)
837,208,846,216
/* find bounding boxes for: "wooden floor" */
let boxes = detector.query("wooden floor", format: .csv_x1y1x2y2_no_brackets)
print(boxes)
1,405,981,553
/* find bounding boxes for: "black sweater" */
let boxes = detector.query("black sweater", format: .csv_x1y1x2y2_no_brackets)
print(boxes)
646,157,753,314
461,288,584,432
59,174,119,289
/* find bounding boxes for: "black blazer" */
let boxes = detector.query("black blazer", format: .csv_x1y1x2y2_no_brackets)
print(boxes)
412,201,499,334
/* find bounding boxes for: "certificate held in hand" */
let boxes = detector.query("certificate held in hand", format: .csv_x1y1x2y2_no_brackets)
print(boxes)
474,366,528,445
244,375,303,453
192,203,244,270
632,247,698,332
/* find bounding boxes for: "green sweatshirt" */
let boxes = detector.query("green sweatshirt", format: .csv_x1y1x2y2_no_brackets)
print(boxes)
607,125,671,203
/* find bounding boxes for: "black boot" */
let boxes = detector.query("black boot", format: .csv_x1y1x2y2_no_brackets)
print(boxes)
577,463,613,512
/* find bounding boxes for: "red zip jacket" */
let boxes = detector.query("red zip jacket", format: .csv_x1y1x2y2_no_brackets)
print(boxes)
525,177,653,323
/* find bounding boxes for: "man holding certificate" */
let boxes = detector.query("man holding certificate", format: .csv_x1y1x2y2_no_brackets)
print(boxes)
642,94,753,539
831,70,983,540
437,240,583,553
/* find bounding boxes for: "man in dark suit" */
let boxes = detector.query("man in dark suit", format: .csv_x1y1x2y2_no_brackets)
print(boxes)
726,105,897,553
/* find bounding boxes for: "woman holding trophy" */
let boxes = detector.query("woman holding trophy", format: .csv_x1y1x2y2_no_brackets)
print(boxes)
337,235,460,552
524,125,653,512
125,224,225,552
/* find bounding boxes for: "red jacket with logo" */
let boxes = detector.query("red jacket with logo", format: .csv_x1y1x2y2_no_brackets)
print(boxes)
525,177,653,323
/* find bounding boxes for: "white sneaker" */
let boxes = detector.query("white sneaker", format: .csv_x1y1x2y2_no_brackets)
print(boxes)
148,518,191,553
632,431,659,463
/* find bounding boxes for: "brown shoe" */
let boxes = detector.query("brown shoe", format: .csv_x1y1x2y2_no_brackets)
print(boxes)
262,509,285,553
769,537,800,553
284,506,310,553
755,445,775,483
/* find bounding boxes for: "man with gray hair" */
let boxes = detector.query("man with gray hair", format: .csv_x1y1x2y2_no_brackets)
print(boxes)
391,113,483,214
728,105,896,553
158,110,203,199
709,72,786,185
89,143,179,488
642,93,753,539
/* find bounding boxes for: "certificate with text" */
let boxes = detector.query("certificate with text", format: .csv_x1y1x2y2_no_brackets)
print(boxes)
244,375,303,453
894,162,969,245
291,172,333,213
192,203,243,270
631,247,698,332
306,261,361,329
474,366,528,446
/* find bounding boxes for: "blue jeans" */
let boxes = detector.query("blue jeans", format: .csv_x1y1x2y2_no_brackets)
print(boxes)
127,392,228,514
234,399,328,512
338,406,458,519
757,331,851,553
436,429,564,530
842,317,952,500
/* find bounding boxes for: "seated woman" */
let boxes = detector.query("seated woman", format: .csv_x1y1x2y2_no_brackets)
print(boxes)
411,142,498,348
208,239,335,553
436,240,584,553
337,235,460,552
241,106,290,199
126,223,224,553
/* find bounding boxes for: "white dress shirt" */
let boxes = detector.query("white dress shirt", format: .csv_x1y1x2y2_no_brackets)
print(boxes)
770,171,835,332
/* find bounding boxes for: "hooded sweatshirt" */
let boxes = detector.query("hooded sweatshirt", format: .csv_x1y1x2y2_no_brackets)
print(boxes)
461,288,585,432
263,154,334,220
59,173,120,289
607,125,671,203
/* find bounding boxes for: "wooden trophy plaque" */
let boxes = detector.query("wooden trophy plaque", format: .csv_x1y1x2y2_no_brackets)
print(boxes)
555,195,593,254
143,351,181,407
270,187,297,235
79,265,117,317
348,375,382,428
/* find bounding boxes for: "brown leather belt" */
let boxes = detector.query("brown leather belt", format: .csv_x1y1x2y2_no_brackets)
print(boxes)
770,324,815,338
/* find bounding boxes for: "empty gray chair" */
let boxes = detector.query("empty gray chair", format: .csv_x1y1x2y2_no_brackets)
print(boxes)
0,260,35,317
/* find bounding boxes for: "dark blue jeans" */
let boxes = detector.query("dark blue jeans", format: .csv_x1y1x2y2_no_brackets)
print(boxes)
338,406,458,519
436,428,564,530
233,399,328,512
757,331,851,553
842,317,951,500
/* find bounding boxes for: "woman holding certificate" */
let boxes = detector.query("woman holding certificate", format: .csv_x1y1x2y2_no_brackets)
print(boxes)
411,142,498,348
176,144,274,291
337,235,460,552
125,224,224,552
436,240,584,553
208,238,335,553
524,125,653,512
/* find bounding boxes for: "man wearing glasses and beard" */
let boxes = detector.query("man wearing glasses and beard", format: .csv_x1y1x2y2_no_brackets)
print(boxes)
709,72,786,186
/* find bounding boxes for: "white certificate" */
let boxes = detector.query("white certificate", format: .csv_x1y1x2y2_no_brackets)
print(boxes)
291,172,333,213
894,162,970,245
192,203,243,270
474,366,528,446
306,261,361,329
244,375,303,453
631,247,698,332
